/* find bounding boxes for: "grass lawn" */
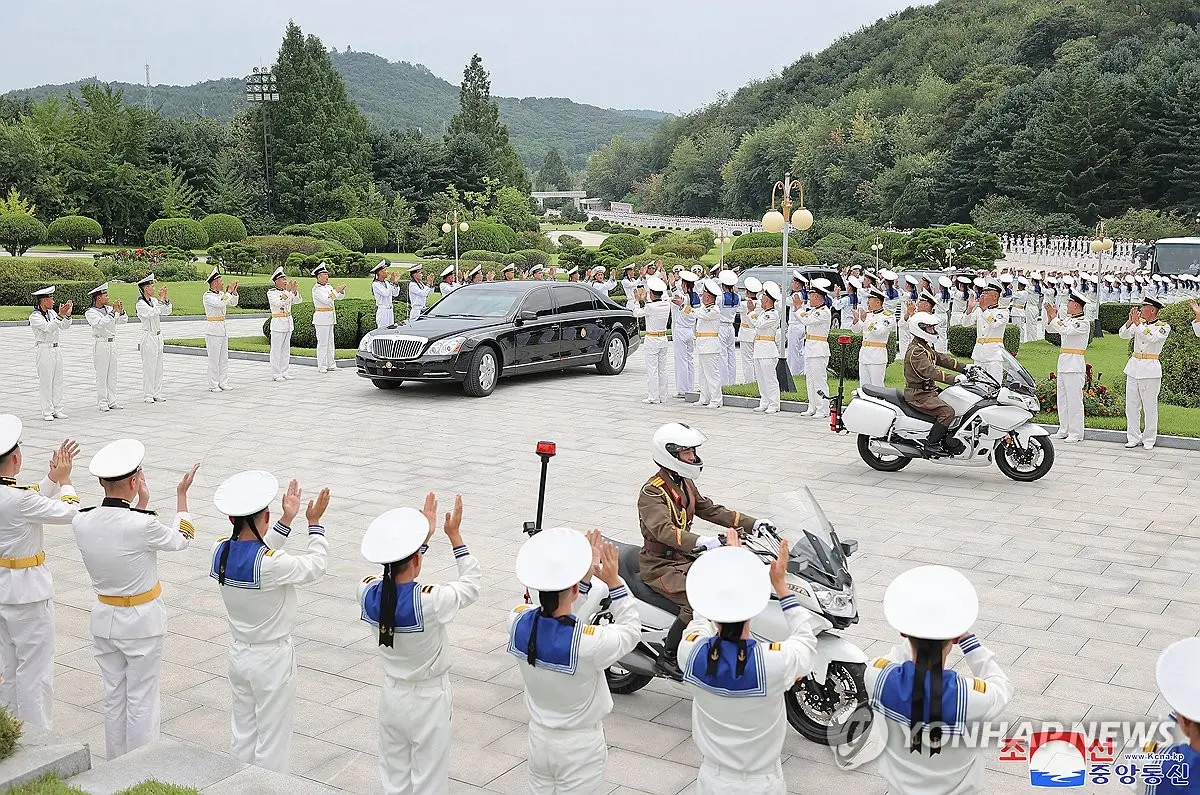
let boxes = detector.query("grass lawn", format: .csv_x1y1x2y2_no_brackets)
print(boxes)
164,336,357,360
722,336,1200,438
6,774,200,794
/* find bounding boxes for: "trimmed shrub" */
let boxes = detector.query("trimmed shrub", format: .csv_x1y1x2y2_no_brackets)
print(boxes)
261,297,397,348
686,228,715,251
815,233,855,249
723,247,818,268
557,234,582,250
235,285,271,310
279,223,326,238
207,242,265,275
46,215,103,250
1098,302,1129,335
646,230,672,244
0,280,93,315
559,247,598,271
416,244,442,258
343,217,388,251
200,214,248,244
0,705,21,761
284,250,370,277
947,324,1021,358
730,231,802,251
244,235,342,266
584,220,606,232
650,241,706,259
153,260,200,282
145,218,208,250
442,221,519,256
461,250,509,264
511,249,550,269
519,230,555,253
827,328,900,376
0,213,47,256
599,233,647,259
311,221,363,252
0,257,101,282
1159,301,1200,408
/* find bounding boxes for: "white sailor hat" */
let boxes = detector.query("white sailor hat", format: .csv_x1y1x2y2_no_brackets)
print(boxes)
270,267,286,281
690,264,704,275
645,275,668,293
849,263,863,271
685,546,771,623
1135,274,1146,283
89,282,110,296
938,276,953,289
0,414,21,457
847,276,863,290
593,266,608,276
206,267,221,283
918,290,938,305
564,266,579,277
701,278,722,297
1103,275,1114,282
972,277,988,288
515,527,592,592
879,268,898,281
718,270,738,287
440,265,455,278
214,470,279,518
868,287,887,301
407,264,422,274
999,274,1013,284
502,263,516,274
811,277,832,290
743,276,763,293
1030,271,1043,280
1157,637,1200,720
904,274,919,286
955,275,973,286
1061,275,1076,286
1045,276,1059,285
1068,289,1088,306
680,270,698,283
1017,276,1029,286
791,270,808,284
981,279,1002,294
809,282,830,296
136,273,156,287
672,265,684,274
1125,275,1136,284
762,280,783,302
370,261,388,275
466,264,482,280
361,507,429,565
1142,295,1164,309
311,263,329,277
708,263,722,275
88,439,145,481
528,264,543,274
32,285,55,298
883,565,979,640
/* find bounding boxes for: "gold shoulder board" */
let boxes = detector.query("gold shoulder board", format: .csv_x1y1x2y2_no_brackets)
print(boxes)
362,576,376,584
685,632,700,642
873,658,890,669
582,625,596,636
769,642,781,651
513,604,531,613
265,550,275,556
973,678,987,694
422,585,435,594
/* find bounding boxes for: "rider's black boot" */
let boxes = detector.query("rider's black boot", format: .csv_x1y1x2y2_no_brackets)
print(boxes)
924,423,949,457
655,618,686,680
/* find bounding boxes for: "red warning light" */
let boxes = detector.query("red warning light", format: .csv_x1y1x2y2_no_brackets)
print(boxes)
536,441,557,457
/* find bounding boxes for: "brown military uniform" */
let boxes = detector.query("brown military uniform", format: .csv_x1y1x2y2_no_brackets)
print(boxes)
903,337,964,426
637,469,756,622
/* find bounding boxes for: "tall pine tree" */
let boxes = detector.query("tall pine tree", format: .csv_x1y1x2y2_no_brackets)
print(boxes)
446,54,529,192
537,148,571,191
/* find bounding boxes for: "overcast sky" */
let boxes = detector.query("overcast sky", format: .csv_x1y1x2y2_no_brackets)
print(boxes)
6,0,928,113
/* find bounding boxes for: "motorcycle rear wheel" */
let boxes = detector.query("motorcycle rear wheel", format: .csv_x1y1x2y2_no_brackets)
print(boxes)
994,435,1054,482
786,661,870,746
856,435,912,472
605,664,653,695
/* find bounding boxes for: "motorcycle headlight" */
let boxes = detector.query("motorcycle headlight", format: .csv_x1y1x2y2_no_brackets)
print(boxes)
426,336,466,356
812,585,856,618
358,335,373,352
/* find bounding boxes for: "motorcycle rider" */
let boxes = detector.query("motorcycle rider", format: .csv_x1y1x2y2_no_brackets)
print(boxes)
904,313,967,457
678,534,822,794
638,423,760,679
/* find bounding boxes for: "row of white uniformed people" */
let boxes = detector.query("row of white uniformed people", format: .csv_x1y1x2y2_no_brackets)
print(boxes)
2,419,1197,794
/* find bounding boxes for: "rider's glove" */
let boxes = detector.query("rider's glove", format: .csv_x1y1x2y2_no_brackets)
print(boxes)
954,373,969,384
753,519,776,534
694,535,723,552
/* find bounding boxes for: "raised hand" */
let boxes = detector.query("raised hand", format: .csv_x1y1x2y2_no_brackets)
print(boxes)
769,539,790,598
596,536,621,588
59,300,72,317
134,470,150,509
586,529,604,576
48,439,80,484
1046,304,1057,320
420,491,438,543
281,479,301,525
443,494,463,545
1191,301,1200,321
176,463,199,495
230,282,239,294
306,487,330,525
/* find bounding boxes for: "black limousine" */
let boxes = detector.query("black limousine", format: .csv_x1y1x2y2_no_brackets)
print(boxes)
356,281,641,396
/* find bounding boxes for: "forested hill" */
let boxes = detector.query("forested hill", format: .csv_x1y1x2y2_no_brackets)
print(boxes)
2,50,667,170
585,0,1200,231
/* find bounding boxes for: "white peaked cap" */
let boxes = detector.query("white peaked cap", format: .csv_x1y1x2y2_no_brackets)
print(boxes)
1157,637,1200,720
136,273,156,287
879,269,898,281
515,527,592,592
32,285,55,297
938,276,953,289
371,261,388,274
744,276,763,293
0,414,21,456
214,470,279,518
762,281,783,302
718,270,738,287
440,265,455,278
270,267,286,281
883,565,979,640
88,439,145,479
89,282,110,296
685,546,771,623
645,276,668,293
701,278,722,297
680,270,698,283
361,507,429,565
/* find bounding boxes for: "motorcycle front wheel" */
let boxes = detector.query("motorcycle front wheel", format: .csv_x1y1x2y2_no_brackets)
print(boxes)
856,434,912,472
786,661,870,746
605,664,653,695
994,435,1055,482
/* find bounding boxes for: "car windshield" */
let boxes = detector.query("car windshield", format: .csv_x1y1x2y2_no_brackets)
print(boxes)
759,488,850,589
423,287,521,318
1153,242,1200,276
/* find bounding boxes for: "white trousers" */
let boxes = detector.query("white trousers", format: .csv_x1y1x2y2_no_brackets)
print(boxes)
805,357,830,416
718,326,736,386
786,325,805,375
697,353,722,407
35,346,65,415
859,362,886,387
980,359,1004,384
315,326,336,370
93,634,164,758
410,302,426,321
93,339,119,407
1125,377,1161,447
0,600,54,730
696,760,786,795
644,344,669,402
379,675,452,795
527,722,606,795
270,331,292,378
1056,370,1085,440
376,306,395,330
756,359,780,411
673,335,694,394
206,335,229,389
140,334,163,399
740,340,756,385
935,328,949,354
229,639,296,773
898,326,912,358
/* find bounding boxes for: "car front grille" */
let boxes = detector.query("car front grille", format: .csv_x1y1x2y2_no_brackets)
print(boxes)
372,337,425,360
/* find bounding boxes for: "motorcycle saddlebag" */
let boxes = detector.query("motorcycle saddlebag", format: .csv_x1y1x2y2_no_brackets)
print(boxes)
842,395,896,437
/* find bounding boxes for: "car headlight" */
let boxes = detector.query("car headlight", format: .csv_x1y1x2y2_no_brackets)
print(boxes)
812,585,856,618
426,336,466,356
358,335,373,352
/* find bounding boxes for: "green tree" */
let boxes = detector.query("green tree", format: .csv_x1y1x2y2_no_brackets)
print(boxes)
537,147,571,191
385,195,415,252
206,149,256,218
159,167,201,218
359,182,388,220
0,212,47,255
584,136,649,200
446,54,528,192
894,224,1002,271
371,127,449,221
494,186,539,232
0,187,36,215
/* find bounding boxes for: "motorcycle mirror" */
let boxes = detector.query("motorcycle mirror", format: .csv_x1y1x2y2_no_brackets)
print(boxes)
840,539,859,558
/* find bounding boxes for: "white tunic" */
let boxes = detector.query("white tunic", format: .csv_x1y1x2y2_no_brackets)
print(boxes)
267,289,302,333
798,305,832,359
136,298,172,336
962,306,1009,363
632,299,672,351
1046,314,1089,374
202,290,238,337
408,281,434,310
0,478,78,604
371,279,401,310
29,310,71,347
750,308,781,359
693,304,723,355
85,306,127,339
311,284,344,326
1120,320,1170,380
851,311,894,365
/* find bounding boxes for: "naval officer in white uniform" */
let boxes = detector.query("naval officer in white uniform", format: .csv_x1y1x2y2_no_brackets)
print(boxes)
134,274,171,403
311,264,346,373
29,287,72,421
85,283,127,411
202,268,239,392
371,261,402,329
266,267,302,382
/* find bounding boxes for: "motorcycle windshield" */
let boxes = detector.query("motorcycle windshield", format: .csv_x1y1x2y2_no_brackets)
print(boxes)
763,487,851,590
1000,350,1036,391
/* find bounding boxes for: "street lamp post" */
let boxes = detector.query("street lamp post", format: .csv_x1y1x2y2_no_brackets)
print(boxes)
245,67,280,218
871,237,884,270
441,210,470,281
1089,221,1114,337
945,245,955,271
762,172,813,393
716,232,732,267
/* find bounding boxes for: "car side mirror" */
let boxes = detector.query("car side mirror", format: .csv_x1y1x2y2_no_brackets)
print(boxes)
840,539,858,558
516,310,537,325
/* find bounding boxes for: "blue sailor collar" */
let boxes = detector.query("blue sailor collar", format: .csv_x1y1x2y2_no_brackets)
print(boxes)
361,580,426,634
507,609,582,674
871,660,968,736
210,539,269,589
683,637,767,698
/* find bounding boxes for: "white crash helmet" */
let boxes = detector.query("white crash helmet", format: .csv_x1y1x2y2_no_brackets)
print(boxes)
652,423,707,480
908,311,940,344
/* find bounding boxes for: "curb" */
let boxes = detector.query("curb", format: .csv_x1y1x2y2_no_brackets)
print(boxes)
163,344,357,369
685,392,1200,451
0,312,269,328
0,728,91,791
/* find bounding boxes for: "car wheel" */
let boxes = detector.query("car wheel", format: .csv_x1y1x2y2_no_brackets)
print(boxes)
597,333,627,375
372,379,402,390
463,346,498,397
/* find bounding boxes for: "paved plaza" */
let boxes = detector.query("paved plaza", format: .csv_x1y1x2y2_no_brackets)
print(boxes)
2,316,1198,794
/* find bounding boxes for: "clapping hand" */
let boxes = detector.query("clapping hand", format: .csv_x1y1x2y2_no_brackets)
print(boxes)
338,284,347,293
133,470,150,509
229,283,239,295
443,494,463,546
48,439,80,484
672,294,684,307
420,491,438,545
113,300,124,314
158,286,168,301
281,479,301,525
769,539,791,598
58,300,72,317
176,463,199,496
590,531,621,588
305,487,330,525
1191,301,1200,321
1131,307,1142,325
1046,304,1057,320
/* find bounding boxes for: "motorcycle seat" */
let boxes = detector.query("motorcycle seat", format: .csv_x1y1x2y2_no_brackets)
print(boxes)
615,541,682,617
860,384,941,424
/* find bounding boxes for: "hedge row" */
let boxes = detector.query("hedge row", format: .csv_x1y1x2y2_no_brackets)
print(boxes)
0,281,94,314
947,324,1022,358
827,328,901,375
0,257,102,282
723,247,818,268
259,297,400,348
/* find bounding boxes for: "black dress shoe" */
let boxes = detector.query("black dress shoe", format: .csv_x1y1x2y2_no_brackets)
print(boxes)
654,654,684,681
